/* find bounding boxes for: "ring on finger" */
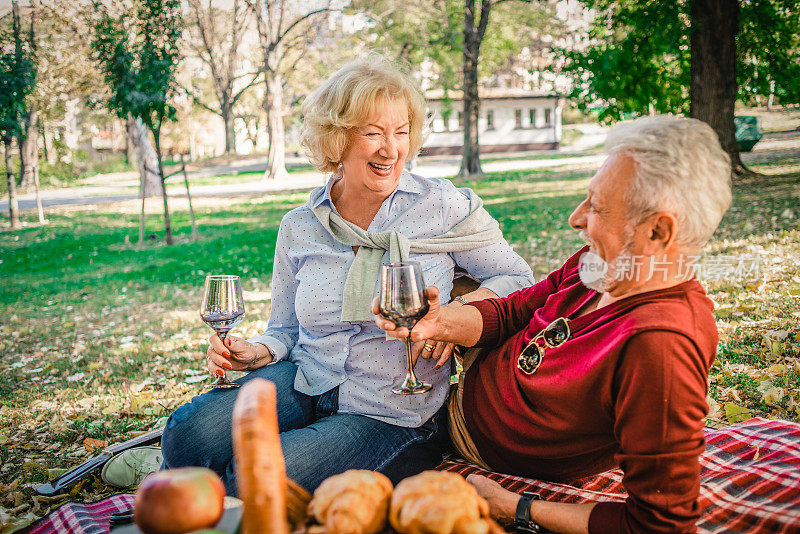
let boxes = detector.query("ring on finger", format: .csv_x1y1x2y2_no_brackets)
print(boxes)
424,343,435,351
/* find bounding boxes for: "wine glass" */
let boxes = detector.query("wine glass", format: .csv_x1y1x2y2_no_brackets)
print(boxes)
200,275,245,389
378,262,432,395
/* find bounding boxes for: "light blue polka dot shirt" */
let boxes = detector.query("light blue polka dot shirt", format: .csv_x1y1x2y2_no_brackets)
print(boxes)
248,171,535,427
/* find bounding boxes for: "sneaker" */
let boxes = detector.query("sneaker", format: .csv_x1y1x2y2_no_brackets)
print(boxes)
101,445,163,488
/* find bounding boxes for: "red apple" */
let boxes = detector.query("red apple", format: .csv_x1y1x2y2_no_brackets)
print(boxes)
133,467,226,534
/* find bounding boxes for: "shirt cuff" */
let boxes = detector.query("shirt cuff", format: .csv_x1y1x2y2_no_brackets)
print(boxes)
467,299,501,347
587,501,624,534
246,334,289,363
479,275,531,299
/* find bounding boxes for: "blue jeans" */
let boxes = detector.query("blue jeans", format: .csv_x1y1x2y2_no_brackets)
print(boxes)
161,361,448,495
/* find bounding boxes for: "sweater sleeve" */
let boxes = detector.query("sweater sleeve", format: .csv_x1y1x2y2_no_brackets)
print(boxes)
588,330,709,534
469,265,560,348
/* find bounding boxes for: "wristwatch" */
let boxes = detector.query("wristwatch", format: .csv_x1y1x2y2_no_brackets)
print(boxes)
513,492,542,534
452,295,469,305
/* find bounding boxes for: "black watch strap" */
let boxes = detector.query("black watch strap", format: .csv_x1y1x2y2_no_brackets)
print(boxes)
513,491,542,534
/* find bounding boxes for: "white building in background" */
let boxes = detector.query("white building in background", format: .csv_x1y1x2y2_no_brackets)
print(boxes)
422,89,562,155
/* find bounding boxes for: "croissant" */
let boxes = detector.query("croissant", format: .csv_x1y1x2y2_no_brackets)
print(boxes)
389,471,501,534
306,469,394,534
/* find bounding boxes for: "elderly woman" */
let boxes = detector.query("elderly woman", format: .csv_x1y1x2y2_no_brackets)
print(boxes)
375,115,732,533
149,55,534,494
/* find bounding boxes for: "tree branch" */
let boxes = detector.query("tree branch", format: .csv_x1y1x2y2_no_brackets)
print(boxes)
271,8,330,55
178,83,221,116
476,0,493,43
231,72,264,104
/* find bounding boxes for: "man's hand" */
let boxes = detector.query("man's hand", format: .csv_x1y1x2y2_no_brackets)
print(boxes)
206,334,272,377
373,285,483,353
373,286,443,341
467,474,519,525
374,286,456,369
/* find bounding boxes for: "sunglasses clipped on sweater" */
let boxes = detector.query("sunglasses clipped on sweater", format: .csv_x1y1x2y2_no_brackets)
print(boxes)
517,317,572,375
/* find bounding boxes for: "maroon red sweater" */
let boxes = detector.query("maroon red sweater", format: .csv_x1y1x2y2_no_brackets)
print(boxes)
464,247,718,533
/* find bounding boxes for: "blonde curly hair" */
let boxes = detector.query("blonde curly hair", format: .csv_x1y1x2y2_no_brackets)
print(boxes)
299,53,427,173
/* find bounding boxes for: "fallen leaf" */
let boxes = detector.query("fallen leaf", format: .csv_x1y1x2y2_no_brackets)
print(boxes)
706,395,722,420
83,438,108,452
47,468,67,481
762,386,785,406
185,375,209,384
764,364,787,376
724,403,752,424
101,400,124,415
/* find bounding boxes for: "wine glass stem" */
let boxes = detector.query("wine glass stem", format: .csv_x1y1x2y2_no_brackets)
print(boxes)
404,338,417,382
216,331,230,382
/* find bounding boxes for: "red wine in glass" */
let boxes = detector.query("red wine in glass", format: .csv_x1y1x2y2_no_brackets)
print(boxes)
200,275,245,389
200,310,245,337
378,261,433,395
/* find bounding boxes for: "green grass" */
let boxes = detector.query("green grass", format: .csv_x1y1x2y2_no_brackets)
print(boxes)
1,149,799,528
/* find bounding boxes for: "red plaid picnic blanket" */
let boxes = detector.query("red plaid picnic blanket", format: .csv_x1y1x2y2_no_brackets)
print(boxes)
25,494,134,534
25,417,800,533
441,417,800,533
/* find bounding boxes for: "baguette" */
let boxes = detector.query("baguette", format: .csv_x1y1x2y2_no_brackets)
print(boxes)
232,378,290,534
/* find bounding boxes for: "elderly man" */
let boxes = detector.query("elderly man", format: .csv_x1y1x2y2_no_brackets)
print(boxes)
375,115,732,533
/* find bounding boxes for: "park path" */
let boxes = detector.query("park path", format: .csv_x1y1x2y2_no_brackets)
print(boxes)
1,152,607,213
4,124,799,214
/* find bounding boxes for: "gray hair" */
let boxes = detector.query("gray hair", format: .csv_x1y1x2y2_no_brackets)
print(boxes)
605,115,732,250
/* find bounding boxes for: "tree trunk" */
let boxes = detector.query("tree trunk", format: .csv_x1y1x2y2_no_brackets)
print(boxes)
263,73,288,180
4,138,20,229
139,185,146,247
127,116,161,197
690,0,743,174
458,0,484,179
222,101,236,154
767,79,775,110
245,115,261,151
19,108,39,189
181,155,198,241
31,158,45,224
152,128,174,245
125,126,135,164
41,122,51,164
42,124,58,165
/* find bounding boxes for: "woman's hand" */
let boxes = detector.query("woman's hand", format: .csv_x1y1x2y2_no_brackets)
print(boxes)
206,334,272,377
412,339,457,370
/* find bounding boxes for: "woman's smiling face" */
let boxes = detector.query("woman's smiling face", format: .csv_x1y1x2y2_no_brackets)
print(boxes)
340,97,410,196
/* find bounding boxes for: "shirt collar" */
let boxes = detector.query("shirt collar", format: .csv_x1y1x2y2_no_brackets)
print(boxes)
310,169,424,209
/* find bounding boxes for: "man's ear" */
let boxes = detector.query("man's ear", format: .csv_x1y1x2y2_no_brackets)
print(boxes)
643,212,678,253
